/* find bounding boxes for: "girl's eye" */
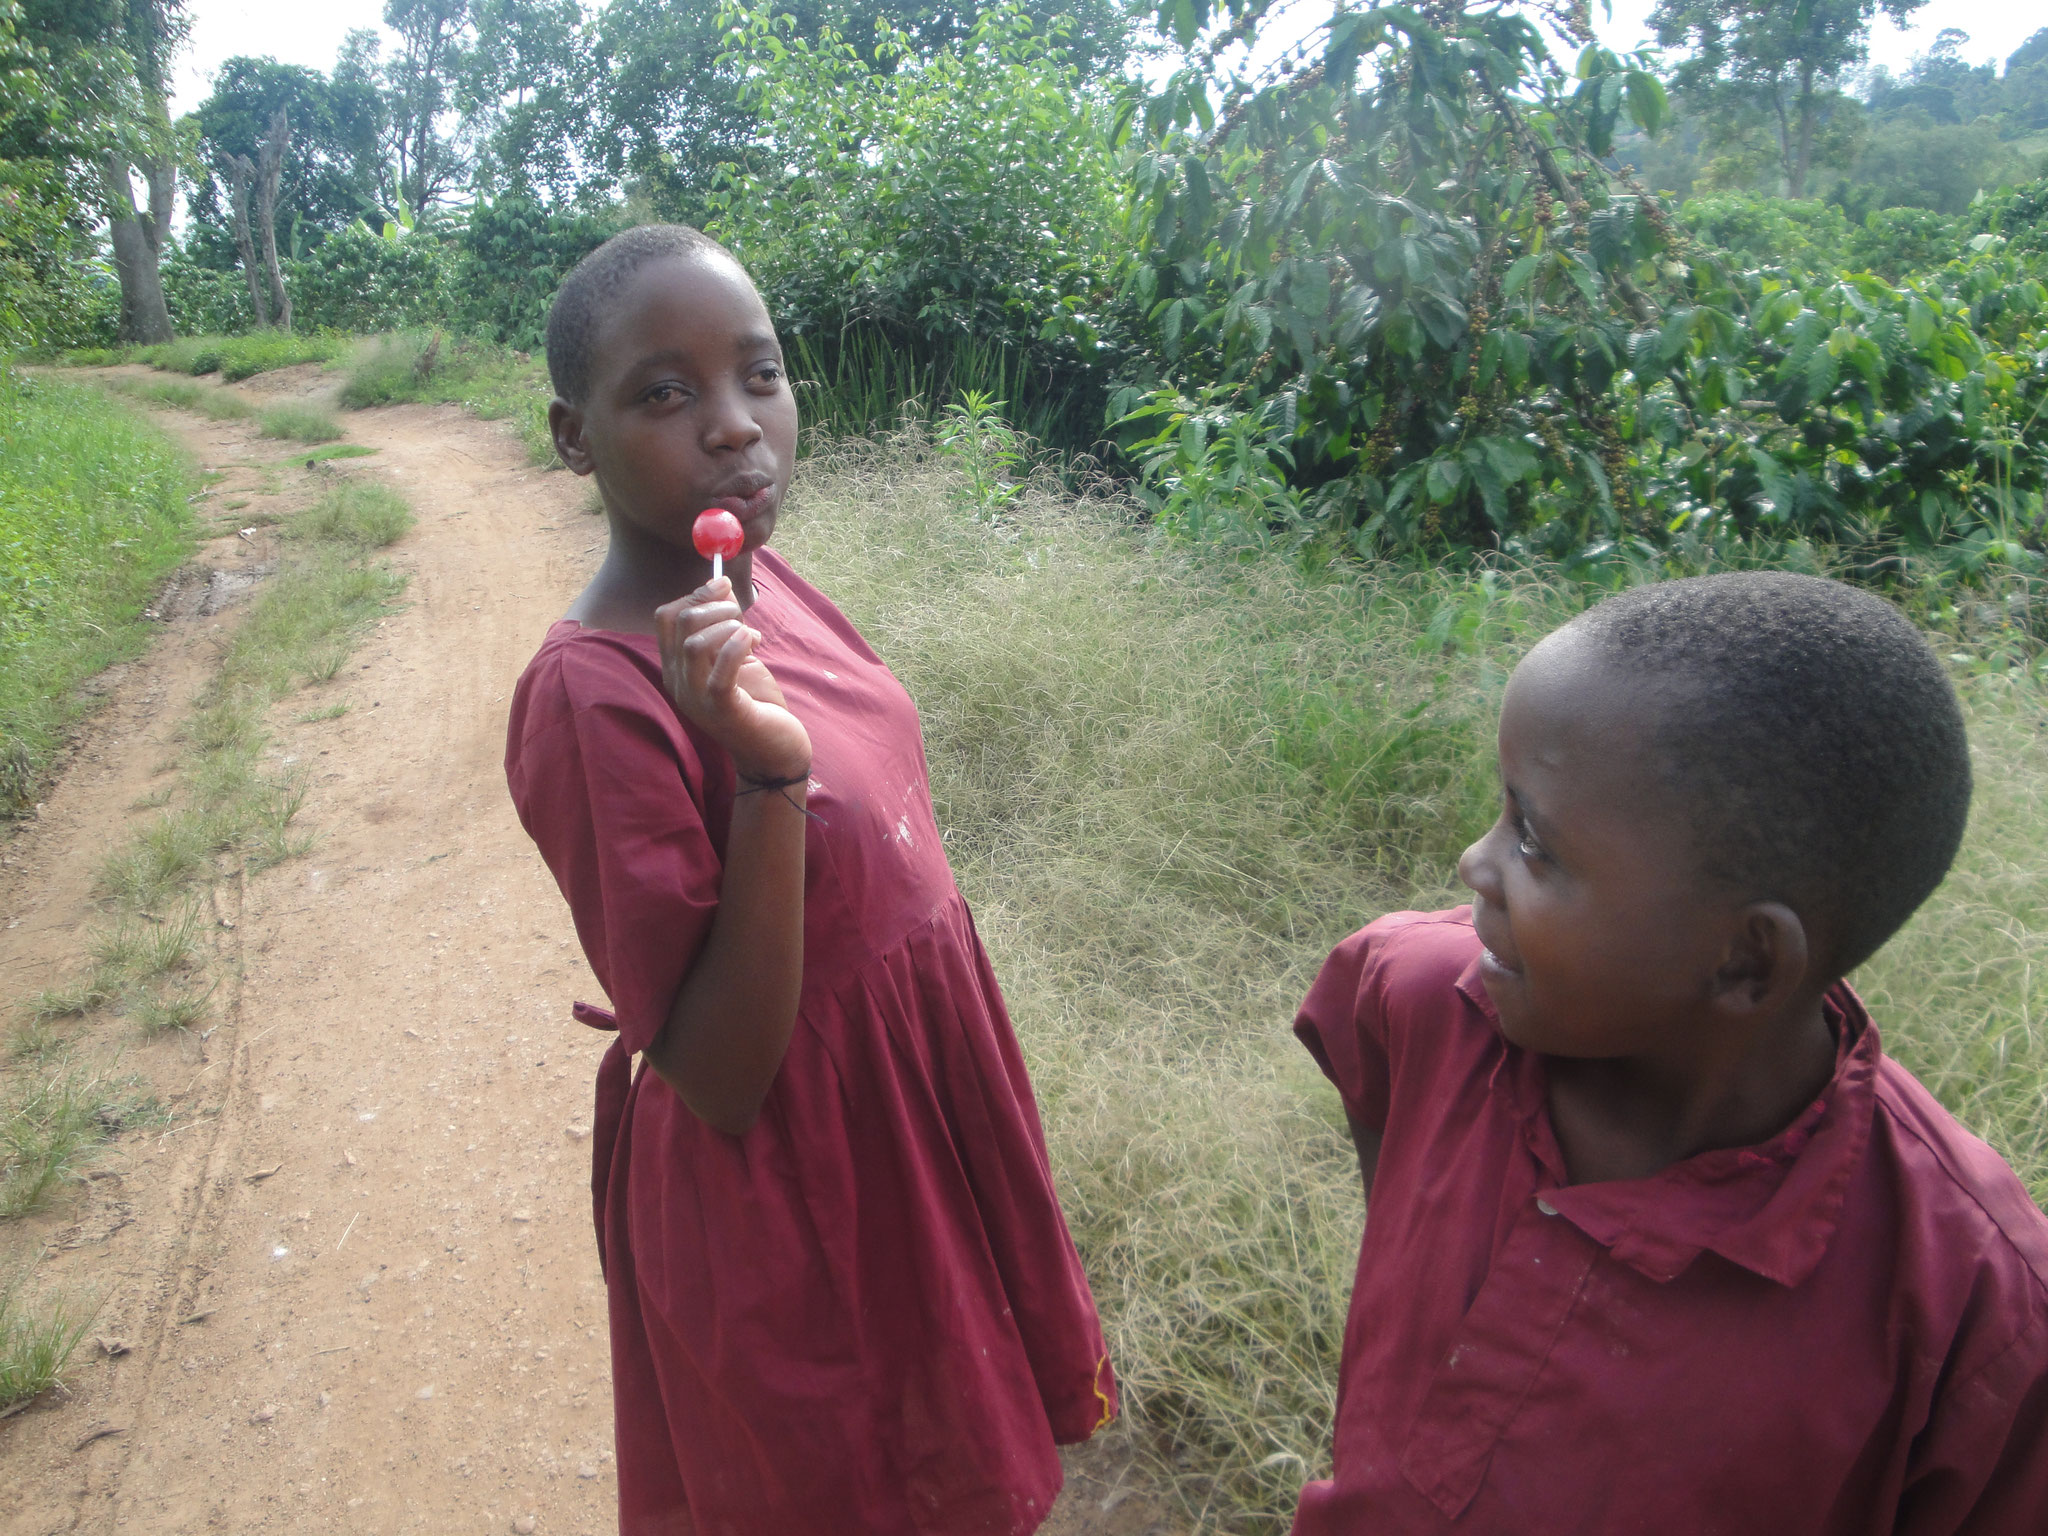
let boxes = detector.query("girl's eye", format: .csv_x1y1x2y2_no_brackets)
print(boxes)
1511,815,1543,860
646,383,687,405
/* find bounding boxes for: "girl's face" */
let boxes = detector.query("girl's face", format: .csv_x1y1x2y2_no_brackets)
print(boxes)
1456,634,1736,1064
555,253,798,559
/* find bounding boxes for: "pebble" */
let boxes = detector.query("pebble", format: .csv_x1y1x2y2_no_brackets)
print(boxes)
513,1517,537,1534
251,1405,276,1424
578,1465,598,1480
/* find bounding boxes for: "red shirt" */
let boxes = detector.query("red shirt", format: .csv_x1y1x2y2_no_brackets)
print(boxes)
1292,907,2048,1535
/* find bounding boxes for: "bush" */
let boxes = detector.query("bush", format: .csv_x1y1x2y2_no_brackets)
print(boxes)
707,2,1130,449
286,225,451,334
447,196,625,349
160,241,257,336
1676,194,1851,276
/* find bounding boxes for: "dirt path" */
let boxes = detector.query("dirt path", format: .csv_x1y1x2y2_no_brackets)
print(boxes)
0,372,1171,1536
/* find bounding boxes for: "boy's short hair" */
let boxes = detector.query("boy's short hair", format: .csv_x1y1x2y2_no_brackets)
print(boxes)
545,223,737,404
1566,571,1970,976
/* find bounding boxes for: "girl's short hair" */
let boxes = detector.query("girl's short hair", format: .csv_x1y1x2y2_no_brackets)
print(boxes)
1568,571,1970,975
545,223,739,403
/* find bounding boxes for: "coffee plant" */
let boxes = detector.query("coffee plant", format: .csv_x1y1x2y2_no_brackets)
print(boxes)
1115,0,2048,574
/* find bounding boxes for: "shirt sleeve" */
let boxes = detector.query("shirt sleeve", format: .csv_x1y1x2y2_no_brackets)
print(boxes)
1293,925,1395,1137
511,690,722,1058
1897,1305,2048,1536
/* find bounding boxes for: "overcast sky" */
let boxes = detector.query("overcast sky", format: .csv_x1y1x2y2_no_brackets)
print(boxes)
167,0,2048,116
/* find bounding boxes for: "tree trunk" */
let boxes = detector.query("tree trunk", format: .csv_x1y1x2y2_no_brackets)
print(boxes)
1791,64,1817,201
227,155,272,330
1770,85,1795,199
102,149,175,344
255,109,293,332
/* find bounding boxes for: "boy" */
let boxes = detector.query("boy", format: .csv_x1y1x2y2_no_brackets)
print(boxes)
1293,572,2048,1532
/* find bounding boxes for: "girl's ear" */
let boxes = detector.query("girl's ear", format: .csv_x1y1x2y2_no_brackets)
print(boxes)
550,397,595,476
1709,902,1811,1019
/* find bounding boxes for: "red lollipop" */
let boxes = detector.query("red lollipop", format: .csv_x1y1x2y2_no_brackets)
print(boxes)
692,507,745,580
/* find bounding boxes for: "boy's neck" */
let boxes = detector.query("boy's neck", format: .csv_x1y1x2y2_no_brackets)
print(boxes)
1542,993,1838,1186
568,517,757,636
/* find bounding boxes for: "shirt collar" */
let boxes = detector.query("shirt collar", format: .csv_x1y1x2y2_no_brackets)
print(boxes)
1455,956,1881,1289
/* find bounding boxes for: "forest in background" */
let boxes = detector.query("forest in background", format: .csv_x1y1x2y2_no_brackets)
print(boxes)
2,0,2047,592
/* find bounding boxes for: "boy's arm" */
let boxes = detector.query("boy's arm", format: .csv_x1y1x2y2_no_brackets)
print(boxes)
1346,1113,1384,1199
1296,925,1396,1198
1898,1310,2048,1535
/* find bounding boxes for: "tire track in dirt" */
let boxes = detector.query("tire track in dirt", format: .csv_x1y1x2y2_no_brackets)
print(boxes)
1,377,1175,1536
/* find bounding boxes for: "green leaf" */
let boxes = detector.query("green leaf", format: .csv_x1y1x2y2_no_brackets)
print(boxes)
1907,297,1936,349
1425,456,1465,503
1501,253,1541,303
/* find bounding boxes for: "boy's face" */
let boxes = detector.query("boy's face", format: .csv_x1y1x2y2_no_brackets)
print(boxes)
561,253,798,557
1457,634,1738,1062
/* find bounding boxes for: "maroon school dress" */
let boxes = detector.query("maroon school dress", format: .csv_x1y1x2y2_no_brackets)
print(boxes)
504,548,1115,1536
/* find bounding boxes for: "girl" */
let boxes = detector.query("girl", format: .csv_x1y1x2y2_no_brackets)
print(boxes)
504,223,1116,1535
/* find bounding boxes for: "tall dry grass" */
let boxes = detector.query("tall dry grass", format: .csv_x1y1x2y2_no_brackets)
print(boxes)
778,434,2048,1532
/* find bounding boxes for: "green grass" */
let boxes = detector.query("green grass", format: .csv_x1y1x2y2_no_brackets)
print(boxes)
257,402,345,444
99,374,256,422
134,332,347,381
778,438,2048,1532
0,1066,155,1220
339,330,555,464
0,1268,94,1412
286,443,377,465
282,480,414,552
0,367,195,814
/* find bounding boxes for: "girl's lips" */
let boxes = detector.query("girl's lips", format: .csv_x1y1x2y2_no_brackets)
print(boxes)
1479,945,1523,980
711,485,777,521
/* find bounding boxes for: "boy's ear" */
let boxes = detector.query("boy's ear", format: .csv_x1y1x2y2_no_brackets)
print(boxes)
550,397,594,476
1709,901,1811,1018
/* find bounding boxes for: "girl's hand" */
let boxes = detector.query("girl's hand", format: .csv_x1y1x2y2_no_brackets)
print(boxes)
656,578,812,784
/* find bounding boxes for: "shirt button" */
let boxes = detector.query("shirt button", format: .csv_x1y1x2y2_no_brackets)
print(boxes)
1535,1197,1559,1216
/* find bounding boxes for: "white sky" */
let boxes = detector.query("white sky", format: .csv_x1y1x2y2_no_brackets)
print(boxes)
167,0,2048,116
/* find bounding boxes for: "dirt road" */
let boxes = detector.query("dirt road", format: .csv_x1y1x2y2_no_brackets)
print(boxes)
0,370,1168,1535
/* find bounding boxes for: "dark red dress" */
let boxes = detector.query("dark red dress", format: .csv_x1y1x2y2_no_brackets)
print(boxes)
505,549,1115,1535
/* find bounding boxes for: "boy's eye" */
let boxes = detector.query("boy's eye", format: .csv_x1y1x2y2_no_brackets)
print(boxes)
1511,814,1543,860
645,382,689,404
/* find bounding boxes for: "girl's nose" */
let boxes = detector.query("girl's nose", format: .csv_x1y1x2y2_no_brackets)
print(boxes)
1456,824,1499,900
702,388,764,452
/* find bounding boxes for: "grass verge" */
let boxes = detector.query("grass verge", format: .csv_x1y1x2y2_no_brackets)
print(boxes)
132,332,348,381
339,330,555,465
98,374,256,422
779,436,2048,1532
257,402,344,444
0,368,195,814
2,468,411,1410
0,1268,94,1412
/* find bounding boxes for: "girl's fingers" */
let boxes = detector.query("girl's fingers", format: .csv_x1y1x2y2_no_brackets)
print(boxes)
704,626,760,697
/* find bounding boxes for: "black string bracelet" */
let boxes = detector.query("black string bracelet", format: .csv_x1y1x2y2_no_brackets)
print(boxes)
736,771,827,825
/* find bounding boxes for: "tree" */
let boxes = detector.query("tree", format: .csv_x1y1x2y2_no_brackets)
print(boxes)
17,0,189,341
252,106,291,328
186,57,385,262
593,0,1147,214
225,151,269,326
1650,0,1926,198
459,0,596,201
341,0,476,211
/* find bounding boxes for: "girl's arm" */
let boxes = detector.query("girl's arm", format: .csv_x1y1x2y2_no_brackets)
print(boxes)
647,577,813,1135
